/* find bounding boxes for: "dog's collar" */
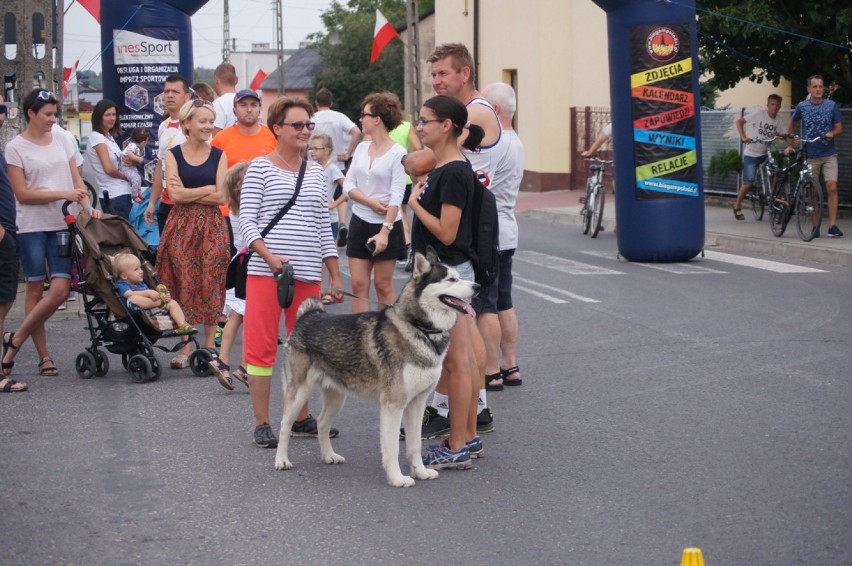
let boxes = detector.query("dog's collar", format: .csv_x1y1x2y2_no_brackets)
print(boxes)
411,320,446,355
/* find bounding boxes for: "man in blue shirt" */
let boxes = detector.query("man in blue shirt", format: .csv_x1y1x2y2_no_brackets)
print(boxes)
786,75,844,237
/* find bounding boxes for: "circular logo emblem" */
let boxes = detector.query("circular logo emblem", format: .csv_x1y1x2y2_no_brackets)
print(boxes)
646,27,680,63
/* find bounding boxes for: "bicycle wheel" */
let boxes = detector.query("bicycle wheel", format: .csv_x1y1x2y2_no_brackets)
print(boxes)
581,185,592,235
769,177,790,238
590,184,605,238
795,180,823,241
748,185,764,221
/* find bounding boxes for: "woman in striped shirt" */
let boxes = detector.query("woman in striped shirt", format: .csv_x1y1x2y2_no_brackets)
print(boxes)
239,96,344,448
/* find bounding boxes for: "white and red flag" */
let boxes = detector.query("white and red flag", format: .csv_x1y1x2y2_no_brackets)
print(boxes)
63,60,79,98
78,0,101,23
249,69,268,91
370,10,397,63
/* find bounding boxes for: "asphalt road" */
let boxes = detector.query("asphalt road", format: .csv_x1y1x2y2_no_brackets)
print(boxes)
2,214,851,565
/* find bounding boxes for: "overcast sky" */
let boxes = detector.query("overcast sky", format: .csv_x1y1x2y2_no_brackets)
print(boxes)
63,0,333,73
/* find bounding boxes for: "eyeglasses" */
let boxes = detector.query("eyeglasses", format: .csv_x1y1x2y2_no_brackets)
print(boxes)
280,121,316,132
309,146,329,151
360,111,378,119
191,99,214,109
416,118,443,127
37,90,57,102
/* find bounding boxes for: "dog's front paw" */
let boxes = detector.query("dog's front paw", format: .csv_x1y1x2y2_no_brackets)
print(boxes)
274,457,293,470
388,474,416,488
323,452,346,465
413,467,439,481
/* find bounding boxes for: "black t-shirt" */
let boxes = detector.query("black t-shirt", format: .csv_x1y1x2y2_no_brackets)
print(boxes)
411,159,475,266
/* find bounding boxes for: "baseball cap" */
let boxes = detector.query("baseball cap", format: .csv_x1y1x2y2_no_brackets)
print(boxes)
234,89,260,103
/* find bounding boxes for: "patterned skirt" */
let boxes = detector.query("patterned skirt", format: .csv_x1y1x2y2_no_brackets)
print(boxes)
156,203,229,326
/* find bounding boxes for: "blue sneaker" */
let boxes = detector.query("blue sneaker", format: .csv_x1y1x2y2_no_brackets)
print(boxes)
466,435,484,459
422,439,472,470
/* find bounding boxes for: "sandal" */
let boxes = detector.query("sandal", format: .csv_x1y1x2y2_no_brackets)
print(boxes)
732,205,745,221
321,293,335,305
170,353,189,369
232,365,249,388
0,377,28,392
208,355,234,390
2,332,19,377
485,371,504,391
501,365,523,387
38,356,59,376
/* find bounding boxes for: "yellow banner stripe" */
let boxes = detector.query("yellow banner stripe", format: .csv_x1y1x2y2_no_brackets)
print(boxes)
631,58,693,88
635,150,697,181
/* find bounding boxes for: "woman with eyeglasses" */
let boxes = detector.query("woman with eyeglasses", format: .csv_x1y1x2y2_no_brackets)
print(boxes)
407,94,487,469
239,96,344,448
2,89,102,380
343,92,407,313
84,99,134,219
156,99,230,368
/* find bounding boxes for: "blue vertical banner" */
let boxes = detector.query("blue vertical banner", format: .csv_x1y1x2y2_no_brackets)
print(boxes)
592,0,704,263
100,1,208,149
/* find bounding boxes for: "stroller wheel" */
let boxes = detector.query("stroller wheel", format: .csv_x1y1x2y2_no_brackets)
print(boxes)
128,354,153,383
76,351,97,379
189,348,215,377
93,348,110,377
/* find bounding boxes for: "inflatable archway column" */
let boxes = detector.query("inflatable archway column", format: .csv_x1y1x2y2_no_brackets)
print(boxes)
100,0,209,150
592,0,704,262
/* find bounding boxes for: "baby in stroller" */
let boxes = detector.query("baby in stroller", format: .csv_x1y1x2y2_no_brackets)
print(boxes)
113,253,197,336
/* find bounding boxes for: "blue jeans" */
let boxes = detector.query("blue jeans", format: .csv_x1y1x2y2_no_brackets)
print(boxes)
18,230,72,282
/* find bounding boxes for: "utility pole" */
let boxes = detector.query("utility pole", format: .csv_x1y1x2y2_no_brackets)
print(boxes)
274,0,284,94
222,0,231,62
405,0,421,118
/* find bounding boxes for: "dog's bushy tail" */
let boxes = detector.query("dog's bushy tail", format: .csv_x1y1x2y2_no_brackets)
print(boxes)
297,297,325,319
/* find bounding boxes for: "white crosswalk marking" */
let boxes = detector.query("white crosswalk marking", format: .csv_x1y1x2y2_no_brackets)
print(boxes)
580,250,727,274
512,275,600,303
517,250,624,275
702,250,828,273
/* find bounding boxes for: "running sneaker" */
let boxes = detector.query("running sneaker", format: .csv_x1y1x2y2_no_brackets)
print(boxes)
254,423,278,448
422,439,472,470
290,414,339,438
476,407,495,434
420,405,451,439
827,225,844,238
337,224,348,247
466,435,484,459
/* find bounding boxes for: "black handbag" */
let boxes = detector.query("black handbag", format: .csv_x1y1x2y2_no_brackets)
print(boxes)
225,159,306,300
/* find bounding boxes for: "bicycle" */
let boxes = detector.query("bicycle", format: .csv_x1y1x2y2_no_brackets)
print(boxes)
744,134,789,221
768,136,824,241
580,156,613,238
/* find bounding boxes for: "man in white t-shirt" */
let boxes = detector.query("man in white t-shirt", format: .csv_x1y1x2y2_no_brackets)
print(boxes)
732,94,787,220
313,87,362,245
212,63,238,134
144,74,191,235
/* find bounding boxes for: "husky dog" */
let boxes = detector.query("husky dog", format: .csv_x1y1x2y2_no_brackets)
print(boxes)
274,249,479,487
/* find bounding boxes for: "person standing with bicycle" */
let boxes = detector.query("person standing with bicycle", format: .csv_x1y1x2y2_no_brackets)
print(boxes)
732,94,787,221
786,75,843,237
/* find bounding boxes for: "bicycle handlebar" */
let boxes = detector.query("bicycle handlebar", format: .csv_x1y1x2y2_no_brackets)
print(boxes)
747,134,793,145
583,156,613,165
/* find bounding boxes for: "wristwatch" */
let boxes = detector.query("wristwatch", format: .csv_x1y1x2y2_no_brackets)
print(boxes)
382,222,394,232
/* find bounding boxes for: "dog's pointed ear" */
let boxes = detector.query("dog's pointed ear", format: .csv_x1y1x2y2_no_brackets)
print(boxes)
425,245,440,264
413,251,431,276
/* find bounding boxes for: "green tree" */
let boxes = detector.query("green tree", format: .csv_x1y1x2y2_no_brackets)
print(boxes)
309,0,432,119
698,1,852,105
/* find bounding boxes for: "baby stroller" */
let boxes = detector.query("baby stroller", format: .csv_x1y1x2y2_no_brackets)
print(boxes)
63,202,216,383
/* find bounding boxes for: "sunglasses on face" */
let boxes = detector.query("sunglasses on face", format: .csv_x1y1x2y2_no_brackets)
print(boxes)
360,111,378,119
37,90,57,102
416,118,443,127
280,121,316,132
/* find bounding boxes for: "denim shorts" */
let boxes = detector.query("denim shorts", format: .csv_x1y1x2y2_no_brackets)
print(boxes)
472,250,515,314
452,259,476,282
0,230,19,302
18,230,72,282
742,155,767,184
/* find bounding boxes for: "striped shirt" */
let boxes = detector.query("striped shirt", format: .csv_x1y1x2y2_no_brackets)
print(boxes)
239,158,337,280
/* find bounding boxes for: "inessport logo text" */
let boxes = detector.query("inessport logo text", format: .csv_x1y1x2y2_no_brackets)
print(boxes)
113,30,179,65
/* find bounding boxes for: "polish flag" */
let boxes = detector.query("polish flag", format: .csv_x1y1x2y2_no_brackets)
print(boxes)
78,0,101,24
249,69,268,91
63,60,79,98
370,10,397,63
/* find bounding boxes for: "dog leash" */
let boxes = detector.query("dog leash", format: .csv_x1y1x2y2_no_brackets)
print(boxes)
292,275,393,309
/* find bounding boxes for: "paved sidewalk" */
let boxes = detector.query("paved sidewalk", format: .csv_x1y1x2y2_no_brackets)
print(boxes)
8,191,850,323
515,189,852,268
